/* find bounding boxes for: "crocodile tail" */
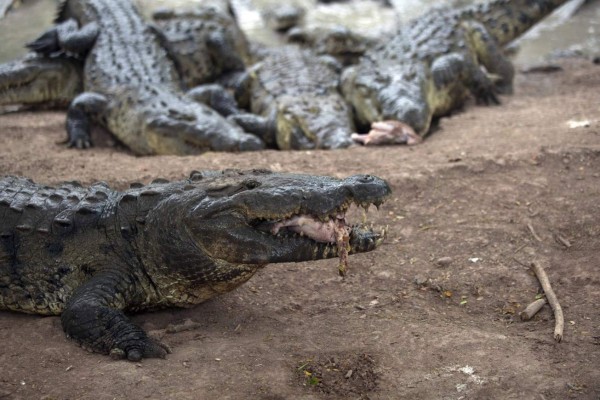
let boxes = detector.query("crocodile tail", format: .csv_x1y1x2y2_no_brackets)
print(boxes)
469,0,569,46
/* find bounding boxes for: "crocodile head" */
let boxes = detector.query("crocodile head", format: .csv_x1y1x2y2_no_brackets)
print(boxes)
287,25,374,65
152,6,250,88
110,86,264,155
262,4,305,31
341,63,428,144
274,94,355,150
0,55,82,108
143,169,390,306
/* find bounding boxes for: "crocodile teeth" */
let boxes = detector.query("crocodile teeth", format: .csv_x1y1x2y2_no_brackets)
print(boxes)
254,199,382,244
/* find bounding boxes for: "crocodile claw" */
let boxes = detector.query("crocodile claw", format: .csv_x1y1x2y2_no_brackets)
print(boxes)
352,120,422,146
57,130,93,149
26,29,61,55
472,75,501,106
65,116,94,149
67,136,93,149
475,87,500,105
110,336,171,361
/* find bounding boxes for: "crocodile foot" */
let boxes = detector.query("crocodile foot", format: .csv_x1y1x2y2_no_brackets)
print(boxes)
108,336,172,362
351,121,421,146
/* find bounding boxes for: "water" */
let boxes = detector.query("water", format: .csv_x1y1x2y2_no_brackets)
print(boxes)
0,0,598,65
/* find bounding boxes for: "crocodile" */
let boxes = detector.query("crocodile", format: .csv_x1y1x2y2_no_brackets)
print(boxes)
0,53,82,110
0,169,390,360
1,1,248,119
342,0,569,145
286,25,376,66
151,0,251,90
25,0,263,155
228,45,356,150
261,4,306,32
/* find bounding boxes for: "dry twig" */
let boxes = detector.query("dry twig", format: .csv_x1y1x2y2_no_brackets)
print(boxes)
527,223,542,242
531,261,564,342
554,233,572,248
520,298,547,321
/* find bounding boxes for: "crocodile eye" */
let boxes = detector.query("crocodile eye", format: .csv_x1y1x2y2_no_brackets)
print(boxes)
244,179,261,189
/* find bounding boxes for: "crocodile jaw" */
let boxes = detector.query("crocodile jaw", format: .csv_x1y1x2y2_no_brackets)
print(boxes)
186,172,391,264
0,56,82,107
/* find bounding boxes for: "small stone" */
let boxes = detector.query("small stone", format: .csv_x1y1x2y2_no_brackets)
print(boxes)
345,369,353,379
413,275,428,286
436,257,453,267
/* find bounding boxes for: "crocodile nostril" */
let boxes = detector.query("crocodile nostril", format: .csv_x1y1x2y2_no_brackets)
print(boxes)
359,175,374,183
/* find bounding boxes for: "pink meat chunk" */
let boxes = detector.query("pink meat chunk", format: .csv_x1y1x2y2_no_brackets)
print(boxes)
270,214,350,243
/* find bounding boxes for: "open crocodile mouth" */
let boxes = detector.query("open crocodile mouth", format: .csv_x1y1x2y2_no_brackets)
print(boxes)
269,212,349,243
0,75,38,96
252,202,387,276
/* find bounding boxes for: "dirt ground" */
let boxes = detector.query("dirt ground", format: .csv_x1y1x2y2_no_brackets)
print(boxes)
0,58,599,399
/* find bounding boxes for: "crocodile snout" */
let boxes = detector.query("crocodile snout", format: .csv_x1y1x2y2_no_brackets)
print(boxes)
238,134,265,151
344,174,391,203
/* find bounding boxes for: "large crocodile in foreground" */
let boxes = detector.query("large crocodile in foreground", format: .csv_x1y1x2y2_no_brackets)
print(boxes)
0,170,390,360
229,45,356,150
342,0,569,145
25,0,262,155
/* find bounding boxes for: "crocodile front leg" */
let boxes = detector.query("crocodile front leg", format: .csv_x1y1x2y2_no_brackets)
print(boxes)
431,52,499,106
61,268,170,361
228,110,277,147
463,20,515,94
206,29,247,73
186,84,241,117
217,71,253,110
27,19,99,56
65,92,108,148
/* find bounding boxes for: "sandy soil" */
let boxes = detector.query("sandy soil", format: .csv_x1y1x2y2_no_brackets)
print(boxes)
0,58,599,399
